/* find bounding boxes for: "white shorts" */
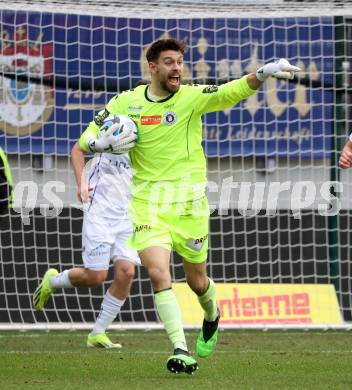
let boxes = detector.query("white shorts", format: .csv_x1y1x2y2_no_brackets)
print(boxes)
82,216,140,271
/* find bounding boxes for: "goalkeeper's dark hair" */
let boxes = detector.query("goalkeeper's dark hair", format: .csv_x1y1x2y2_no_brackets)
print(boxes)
146,38,187,62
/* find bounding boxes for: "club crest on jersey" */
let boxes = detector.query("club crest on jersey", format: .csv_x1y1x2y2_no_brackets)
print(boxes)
163,111,177,126
0,26,54,136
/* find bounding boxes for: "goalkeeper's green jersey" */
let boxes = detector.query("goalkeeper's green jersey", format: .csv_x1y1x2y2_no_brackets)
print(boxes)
80,76,256,203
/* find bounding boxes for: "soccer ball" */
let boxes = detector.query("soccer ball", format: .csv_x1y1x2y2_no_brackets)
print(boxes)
98,114,137,138
98,114,138,154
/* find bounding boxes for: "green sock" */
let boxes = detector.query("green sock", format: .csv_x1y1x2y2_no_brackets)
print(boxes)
198,278,218,321
154,289,187,351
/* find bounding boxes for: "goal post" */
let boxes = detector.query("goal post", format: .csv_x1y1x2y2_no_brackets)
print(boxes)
1,0,352,330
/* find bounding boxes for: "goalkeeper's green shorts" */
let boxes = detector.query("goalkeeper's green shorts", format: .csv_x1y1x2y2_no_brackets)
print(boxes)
128,196,209,264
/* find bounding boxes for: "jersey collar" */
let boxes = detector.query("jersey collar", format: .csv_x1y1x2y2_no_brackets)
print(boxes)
144,85,175,103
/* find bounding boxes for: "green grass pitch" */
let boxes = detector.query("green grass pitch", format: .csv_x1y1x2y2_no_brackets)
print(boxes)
1,329,352,389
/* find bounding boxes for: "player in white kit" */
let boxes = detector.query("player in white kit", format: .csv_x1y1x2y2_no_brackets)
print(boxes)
33,121,140,349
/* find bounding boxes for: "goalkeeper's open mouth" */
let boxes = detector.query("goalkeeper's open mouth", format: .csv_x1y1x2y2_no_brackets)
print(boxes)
168,76,180,87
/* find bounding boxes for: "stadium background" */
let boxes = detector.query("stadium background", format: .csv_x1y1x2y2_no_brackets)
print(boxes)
1,0,352,327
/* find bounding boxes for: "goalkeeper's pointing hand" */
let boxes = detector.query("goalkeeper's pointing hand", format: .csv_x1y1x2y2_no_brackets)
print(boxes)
256,58,301,81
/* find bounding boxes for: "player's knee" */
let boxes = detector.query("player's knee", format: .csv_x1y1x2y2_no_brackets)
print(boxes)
186,275,208,296
124,267,135,282
148,266,171,287
117,264,135,283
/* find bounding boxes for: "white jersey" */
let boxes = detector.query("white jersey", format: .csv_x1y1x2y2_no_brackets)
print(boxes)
84,152,132,220
82,152,140,268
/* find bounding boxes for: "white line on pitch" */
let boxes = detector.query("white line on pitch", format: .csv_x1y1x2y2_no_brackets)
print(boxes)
2,350,352,355
0,331,351,338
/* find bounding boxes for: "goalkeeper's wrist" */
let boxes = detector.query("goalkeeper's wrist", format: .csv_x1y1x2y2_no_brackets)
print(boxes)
256,67,269,82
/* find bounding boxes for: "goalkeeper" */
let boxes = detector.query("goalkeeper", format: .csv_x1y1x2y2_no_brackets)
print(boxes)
127,39,299,374
42,38,298,373
33,123,140,349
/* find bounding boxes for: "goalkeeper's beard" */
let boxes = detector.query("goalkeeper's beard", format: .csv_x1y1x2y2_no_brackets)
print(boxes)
160,76,181,94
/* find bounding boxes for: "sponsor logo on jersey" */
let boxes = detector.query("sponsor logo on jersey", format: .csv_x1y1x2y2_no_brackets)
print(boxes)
128,105,143,112
134,224,151,233
141,115,161,125
0,26,54,136
187,234,208,251
128,113,140,120
202,85,218,94
94,109,110,126
163,111,177,126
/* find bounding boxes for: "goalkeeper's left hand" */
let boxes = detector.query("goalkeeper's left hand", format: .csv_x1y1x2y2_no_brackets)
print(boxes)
256,59,301,81
111,135,137,154
88,124,137,154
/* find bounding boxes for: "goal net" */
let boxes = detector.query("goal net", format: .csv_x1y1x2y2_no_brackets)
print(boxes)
1,0,352,330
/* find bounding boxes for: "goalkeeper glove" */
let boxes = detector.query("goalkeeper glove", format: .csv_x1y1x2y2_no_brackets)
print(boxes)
256,58,301,82
110,132,138,154
88,124,137,154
